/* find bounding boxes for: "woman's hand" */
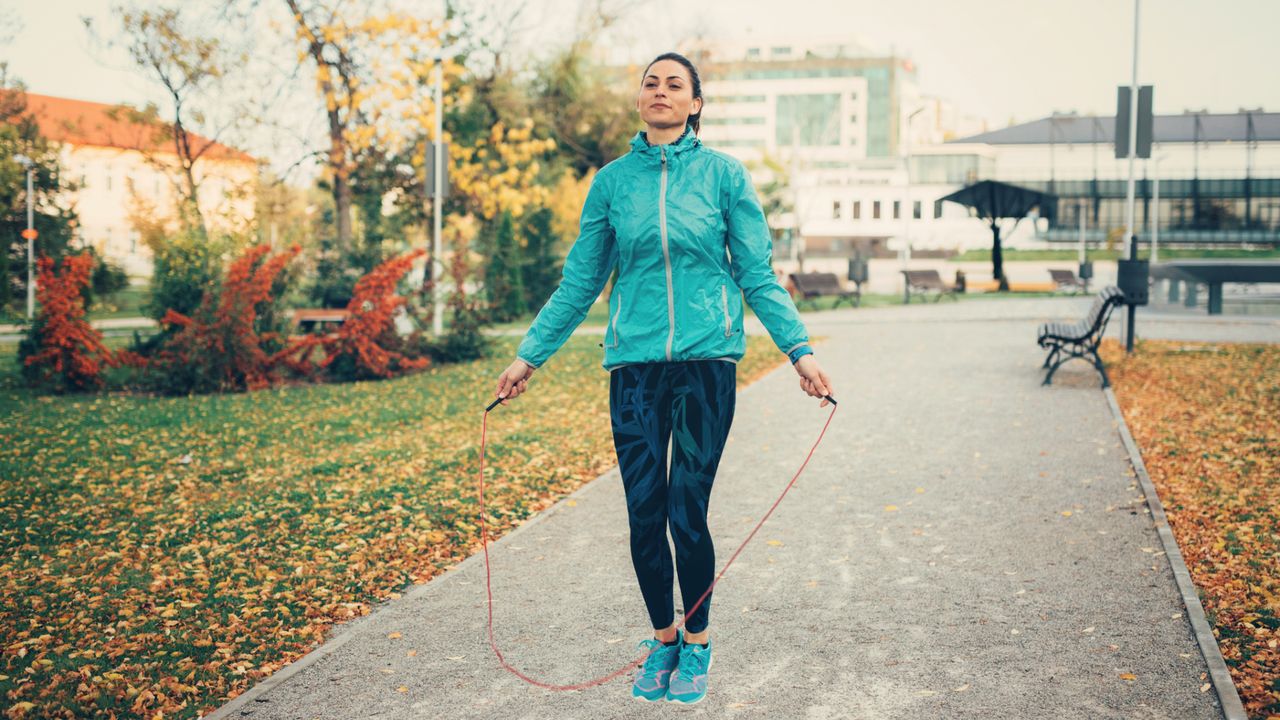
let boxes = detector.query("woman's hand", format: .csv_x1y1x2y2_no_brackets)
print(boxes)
793,355,834,408
495,359,535,405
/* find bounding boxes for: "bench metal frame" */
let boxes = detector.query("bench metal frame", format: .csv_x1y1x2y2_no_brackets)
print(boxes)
901,270,959,303
1037,286,1126,387
789,272,861,310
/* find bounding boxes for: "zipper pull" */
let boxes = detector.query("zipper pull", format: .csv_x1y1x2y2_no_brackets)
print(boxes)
661,146,666,166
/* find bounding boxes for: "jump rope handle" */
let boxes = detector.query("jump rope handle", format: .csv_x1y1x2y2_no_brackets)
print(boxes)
824,395,838,406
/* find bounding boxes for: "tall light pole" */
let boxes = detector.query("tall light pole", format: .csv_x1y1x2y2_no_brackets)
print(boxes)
1151,153,1166,263
902,106,926,271
1122,0,1141,259
13,153,35,320
431,51,446,337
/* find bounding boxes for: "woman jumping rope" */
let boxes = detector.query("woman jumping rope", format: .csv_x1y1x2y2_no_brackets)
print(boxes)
493,51,834,705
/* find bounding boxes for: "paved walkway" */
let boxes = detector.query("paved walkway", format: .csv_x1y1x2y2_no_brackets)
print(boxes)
211,299,1233,719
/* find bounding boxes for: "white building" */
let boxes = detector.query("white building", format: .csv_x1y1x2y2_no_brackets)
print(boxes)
24,93,258,280
686,40,990,259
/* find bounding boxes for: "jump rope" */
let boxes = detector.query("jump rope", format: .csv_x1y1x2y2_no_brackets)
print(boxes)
476,390,838,691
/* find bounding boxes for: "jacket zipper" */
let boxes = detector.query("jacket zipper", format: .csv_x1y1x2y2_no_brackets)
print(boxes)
610,291,622,348
721,284,731,337
659,146,674,361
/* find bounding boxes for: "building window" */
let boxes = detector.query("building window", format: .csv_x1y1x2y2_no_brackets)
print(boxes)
772,46,792,57
934,200,944,219
832,201,841,219
850,92,858,101
852,201,861,220
746,48,761,59
893,200,901,219
707,95,766,104
849,114,858,124
106,172,113,192
913,201,922,220
872,201,881,219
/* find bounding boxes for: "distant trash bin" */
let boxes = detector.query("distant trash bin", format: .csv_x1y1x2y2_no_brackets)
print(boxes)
847,256,868,284
954,269,966,293
1117,258,1150,306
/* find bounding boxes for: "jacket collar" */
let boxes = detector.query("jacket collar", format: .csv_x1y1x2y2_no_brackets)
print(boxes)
628,126,701,163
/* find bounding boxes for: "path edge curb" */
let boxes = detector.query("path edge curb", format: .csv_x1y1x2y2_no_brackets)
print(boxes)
1103,387,1248,720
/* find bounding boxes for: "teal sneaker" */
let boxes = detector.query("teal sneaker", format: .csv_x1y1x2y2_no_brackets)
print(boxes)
666,638,712,704
630,630,683,702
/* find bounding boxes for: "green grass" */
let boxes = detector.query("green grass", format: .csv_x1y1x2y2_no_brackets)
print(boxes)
949,247,1280,262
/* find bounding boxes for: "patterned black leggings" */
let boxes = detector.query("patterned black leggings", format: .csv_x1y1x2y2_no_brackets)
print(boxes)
609,360,736,635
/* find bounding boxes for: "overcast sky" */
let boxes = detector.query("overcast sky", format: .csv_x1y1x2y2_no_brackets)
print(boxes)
4,0,1276,140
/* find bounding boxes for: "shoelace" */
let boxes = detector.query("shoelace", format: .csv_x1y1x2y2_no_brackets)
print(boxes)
478,400,838,691
674,645,707,681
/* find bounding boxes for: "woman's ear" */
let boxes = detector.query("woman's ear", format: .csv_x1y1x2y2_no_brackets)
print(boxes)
692,96,703,116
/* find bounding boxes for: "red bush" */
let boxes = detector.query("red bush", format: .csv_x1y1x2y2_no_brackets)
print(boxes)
275,250,430,380
21,254,121,392
146,243,302,393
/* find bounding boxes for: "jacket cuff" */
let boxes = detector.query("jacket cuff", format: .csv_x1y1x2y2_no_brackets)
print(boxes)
787,344,813,364
516,356,540,370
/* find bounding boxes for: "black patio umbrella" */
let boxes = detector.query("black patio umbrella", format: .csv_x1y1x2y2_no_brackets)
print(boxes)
940,180,1057,290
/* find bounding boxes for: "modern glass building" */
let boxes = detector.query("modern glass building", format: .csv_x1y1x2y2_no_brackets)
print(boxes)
932,111,1280,245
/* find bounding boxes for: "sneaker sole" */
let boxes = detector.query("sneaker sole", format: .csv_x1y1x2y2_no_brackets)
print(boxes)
665,654,713,704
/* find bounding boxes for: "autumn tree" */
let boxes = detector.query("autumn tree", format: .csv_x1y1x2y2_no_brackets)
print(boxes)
92,4,252,238
283,0,371,254
0,73,80,316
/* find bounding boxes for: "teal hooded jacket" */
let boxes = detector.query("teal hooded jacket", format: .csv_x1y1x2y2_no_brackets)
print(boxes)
516,128,813,371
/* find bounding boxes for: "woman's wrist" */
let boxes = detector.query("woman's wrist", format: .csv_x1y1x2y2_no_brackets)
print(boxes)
788,345,814,364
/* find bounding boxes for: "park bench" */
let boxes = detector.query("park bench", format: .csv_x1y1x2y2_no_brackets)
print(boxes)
291,308,351,334
1036,285,1126,387
901,269,959,303
789,272,860,310
1048,268,1087,294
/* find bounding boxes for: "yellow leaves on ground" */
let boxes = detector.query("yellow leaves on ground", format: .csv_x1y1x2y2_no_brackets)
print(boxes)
1104,339,1279,717
0,335,784,718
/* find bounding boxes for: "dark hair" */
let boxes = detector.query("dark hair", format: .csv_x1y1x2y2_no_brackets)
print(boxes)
642,52,703,135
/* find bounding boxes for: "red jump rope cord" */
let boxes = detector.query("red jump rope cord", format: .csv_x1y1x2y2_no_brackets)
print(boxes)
477,400,838,691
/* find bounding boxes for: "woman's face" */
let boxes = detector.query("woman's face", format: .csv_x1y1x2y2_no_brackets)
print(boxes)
637,59,701,131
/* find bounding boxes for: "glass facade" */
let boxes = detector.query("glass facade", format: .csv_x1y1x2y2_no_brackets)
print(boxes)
1032,177,1280,242
776,93,841,147
911,154,995,185
706,95,767,103
703,116,766,125
712,63,896,156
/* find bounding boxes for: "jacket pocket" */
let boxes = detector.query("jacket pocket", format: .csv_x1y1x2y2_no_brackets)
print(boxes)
609,291,623,348
721,285,732,338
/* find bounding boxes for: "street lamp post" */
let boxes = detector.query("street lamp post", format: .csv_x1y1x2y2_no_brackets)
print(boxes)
902,106,925,270
1150,153,1167,264
1122,0,1141,258
431,52,445,337
13,153,35,320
